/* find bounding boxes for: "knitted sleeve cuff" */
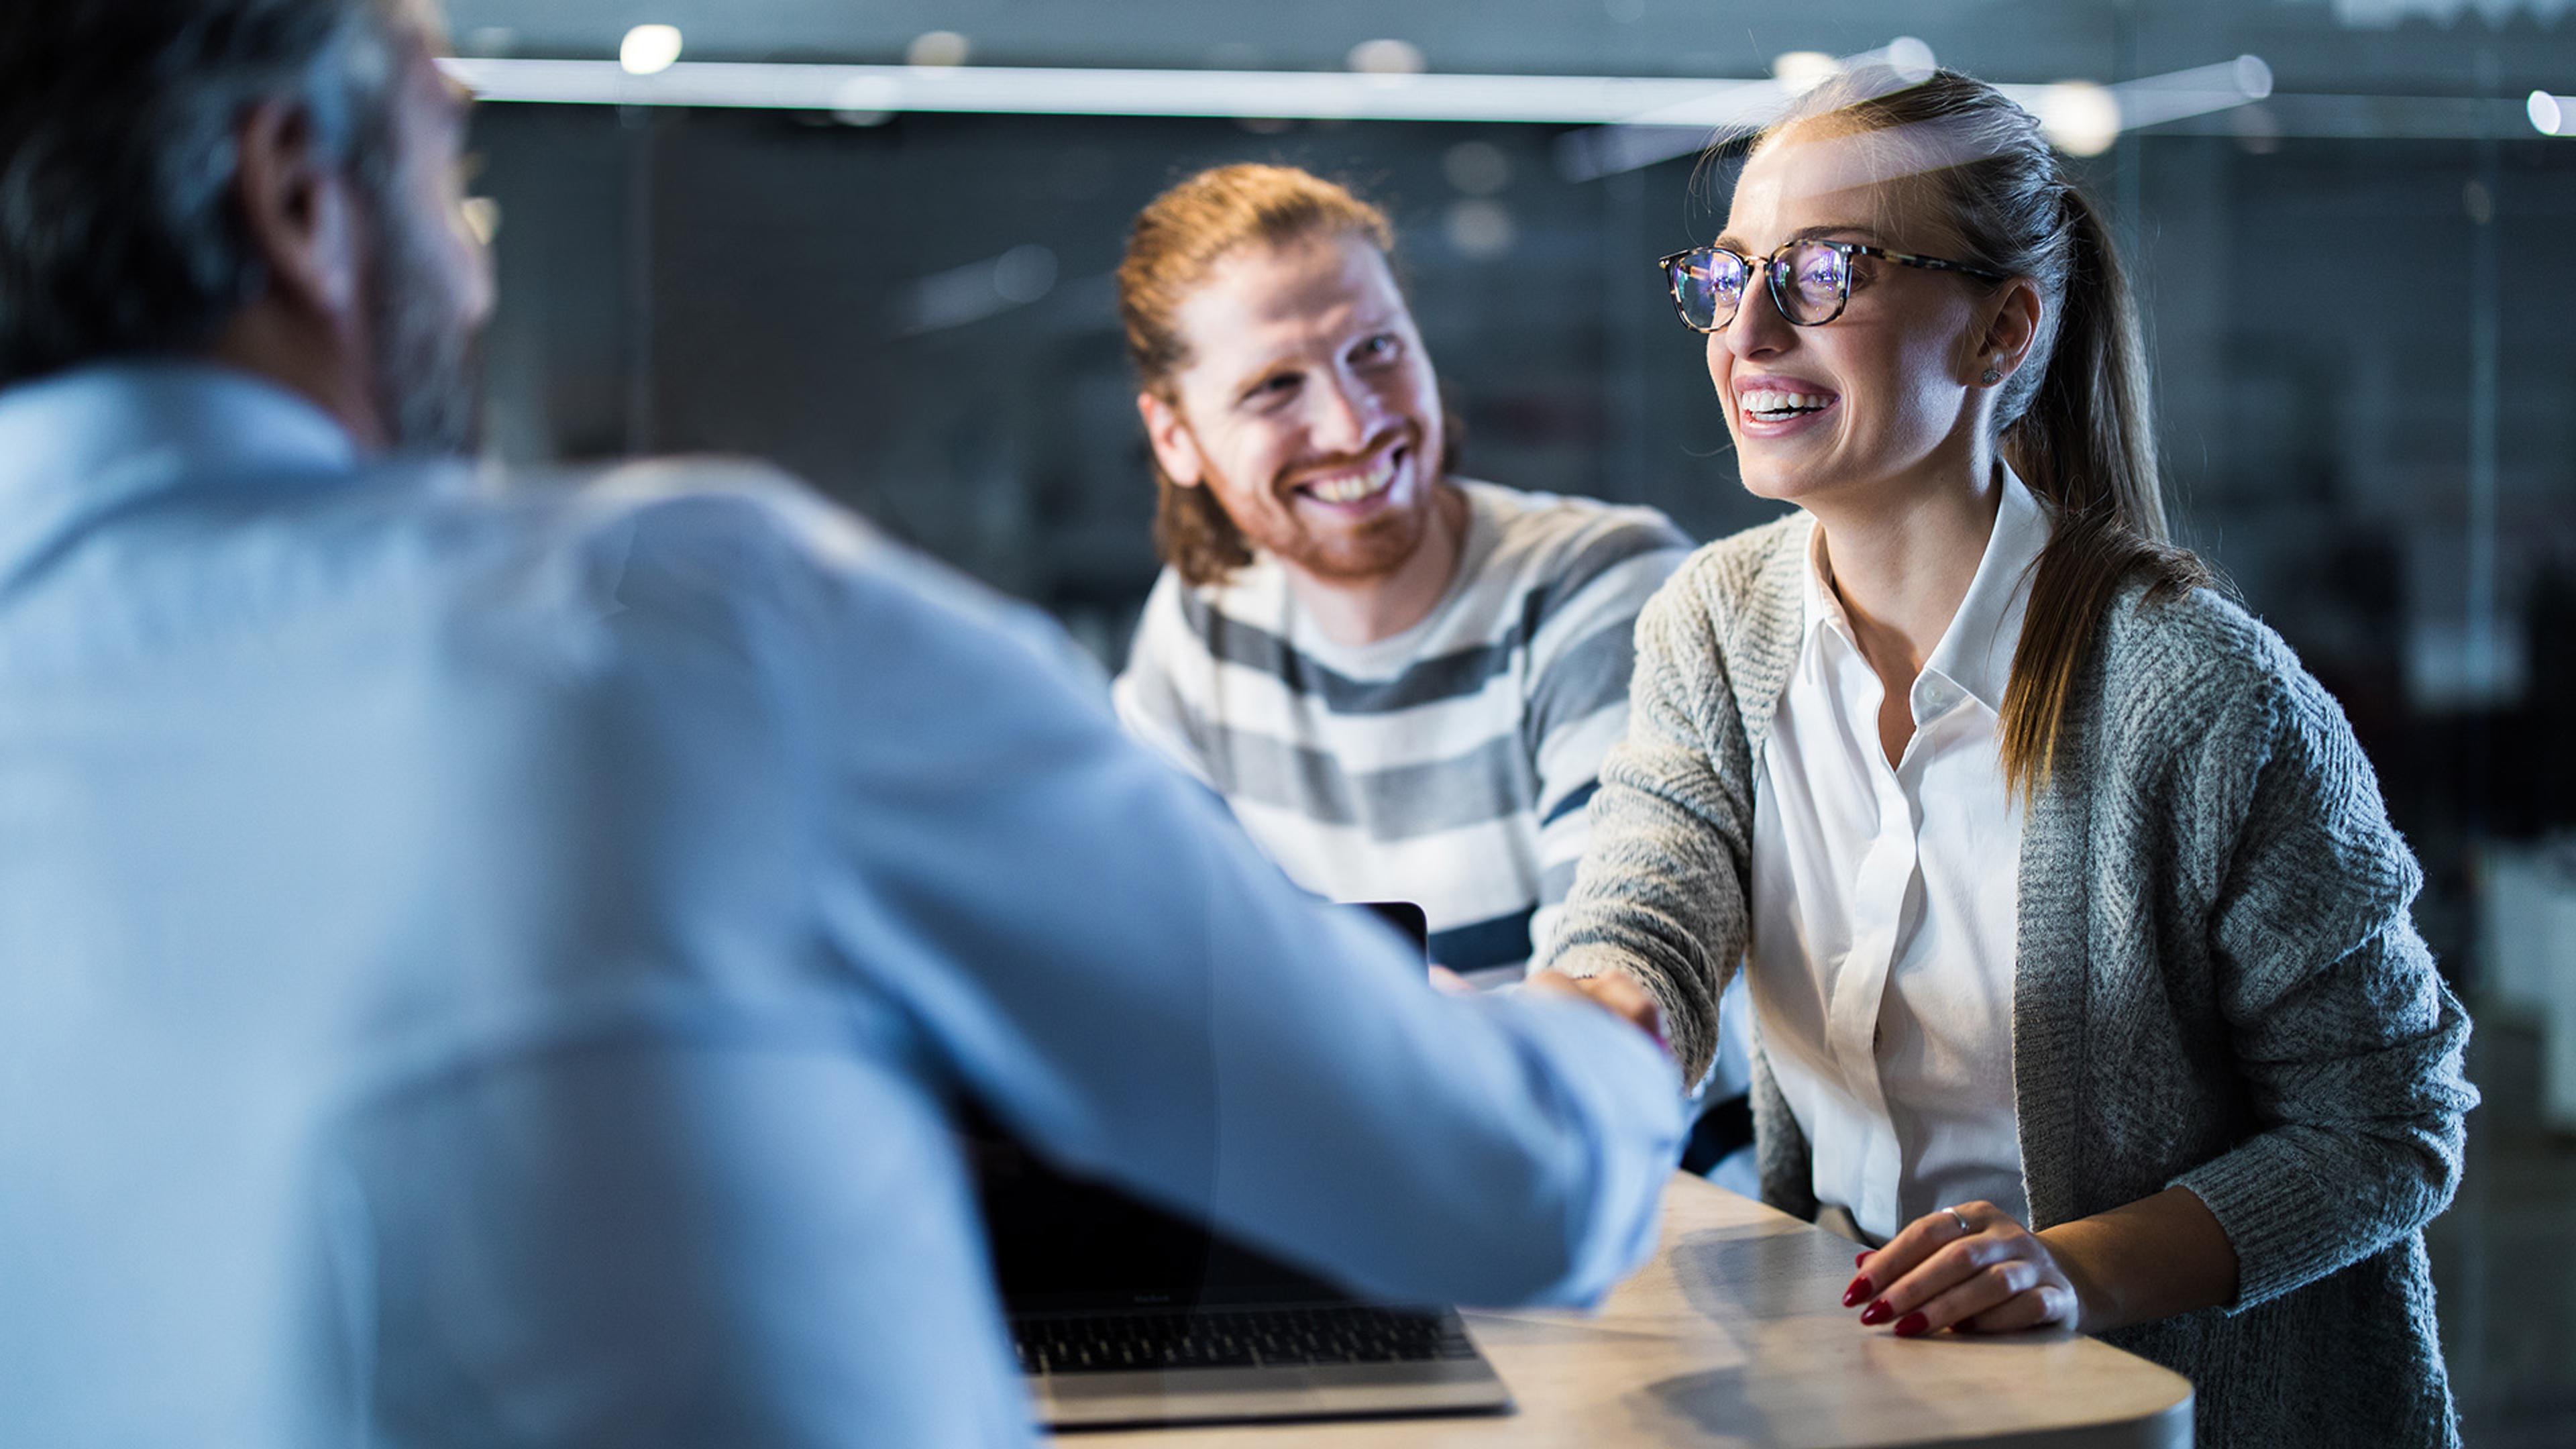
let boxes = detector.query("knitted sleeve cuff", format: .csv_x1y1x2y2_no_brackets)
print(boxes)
2172,1132,2365,1314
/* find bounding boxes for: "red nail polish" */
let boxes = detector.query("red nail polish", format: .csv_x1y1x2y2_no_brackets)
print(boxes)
1892,1312,1929,1338
1841,1275,1872,1308
1855,1250,1870,1268
1858,1299,1893,1326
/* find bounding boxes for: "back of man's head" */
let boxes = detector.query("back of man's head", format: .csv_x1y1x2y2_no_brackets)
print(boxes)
0,1,405,390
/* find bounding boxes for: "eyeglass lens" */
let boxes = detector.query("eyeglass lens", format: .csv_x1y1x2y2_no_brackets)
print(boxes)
1668,241,1851,329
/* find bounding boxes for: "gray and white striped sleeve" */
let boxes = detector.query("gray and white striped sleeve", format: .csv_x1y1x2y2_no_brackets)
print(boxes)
1523,517,1694,964
1110,572,1216,788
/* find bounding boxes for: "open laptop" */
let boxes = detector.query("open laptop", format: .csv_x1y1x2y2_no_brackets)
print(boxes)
964,900,1514,1432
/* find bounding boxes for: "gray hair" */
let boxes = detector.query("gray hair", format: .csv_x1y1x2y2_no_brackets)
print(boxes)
0,0,405,386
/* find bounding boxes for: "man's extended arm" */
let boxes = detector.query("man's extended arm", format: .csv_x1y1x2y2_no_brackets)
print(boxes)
809,521,1686,1309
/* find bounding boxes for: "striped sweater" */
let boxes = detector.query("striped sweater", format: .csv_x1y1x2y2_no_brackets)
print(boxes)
1114,481,1691,984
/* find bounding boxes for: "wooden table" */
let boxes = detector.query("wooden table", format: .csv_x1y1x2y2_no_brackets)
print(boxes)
1075,1175,2192,1448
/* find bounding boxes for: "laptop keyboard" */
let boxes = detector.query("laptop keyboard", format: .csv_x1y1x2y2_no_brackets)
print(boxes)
1012,1305,1480,1375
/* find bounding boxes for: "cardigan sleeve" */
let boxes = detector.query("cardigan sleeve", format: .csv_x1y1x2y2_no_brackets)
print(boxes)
2169,669,2478,1313
1539,568,1756,1087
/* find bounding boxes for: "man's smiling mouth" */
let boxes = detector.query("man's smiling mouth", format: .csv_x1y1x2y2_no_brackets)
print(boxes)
1295,446,1403,505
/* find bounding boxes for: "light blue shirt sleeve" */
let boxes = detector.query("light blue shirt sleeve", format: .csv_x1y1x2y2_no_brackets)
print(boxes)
329,486,1682,1446
786,506,1686,1308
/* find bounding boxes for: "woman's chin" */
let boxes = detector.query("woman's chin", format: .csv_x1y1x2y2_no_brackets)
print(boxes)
1737,464,1825,506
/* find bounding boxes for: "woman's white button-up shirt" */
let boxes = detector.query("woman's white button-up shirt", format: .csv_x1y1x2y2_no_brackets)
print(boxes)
1748,467,2051,1242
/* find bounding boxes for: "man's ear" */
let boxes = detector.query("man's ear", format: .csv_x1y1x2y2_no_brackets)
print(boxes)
1137,390,1205,488
1970,277,2045,384
231,97,363,333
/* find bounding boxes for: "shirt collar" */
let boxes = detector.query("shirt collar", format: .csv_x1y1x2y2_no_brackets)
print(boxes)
1798,513,1843,647
0,361,359,576
1796,462,2053,718
0,361,357,487
1921,462,2051,715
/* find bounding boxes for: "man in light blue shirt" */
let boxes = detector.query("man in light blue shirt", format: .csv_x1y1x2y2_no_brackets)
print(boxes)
0,3,1683,1445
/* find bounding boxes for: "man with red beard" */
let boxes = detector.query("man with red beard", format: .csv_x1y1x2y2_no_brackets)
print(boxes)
1113,166,1752,1174
1116,166,1690,985
1113,164,1680,983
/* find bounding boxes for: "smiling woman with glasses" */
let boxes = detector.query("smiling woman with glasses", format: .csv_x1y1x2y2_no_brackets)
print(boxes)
1538,65,2475,1449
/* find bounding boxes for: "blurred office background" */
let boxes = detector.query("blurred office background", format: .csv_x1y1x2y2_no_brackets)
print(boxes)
440,2,2576,1441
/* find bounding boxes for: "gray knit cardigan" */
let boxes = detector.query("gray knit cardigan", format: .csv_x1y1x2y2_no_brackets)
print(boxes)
1544,511,2478,1449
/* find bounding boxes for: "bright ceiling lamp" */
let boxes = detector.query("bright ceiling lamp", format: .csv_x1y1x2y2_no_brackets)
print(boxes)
1770,52,1838,94
617,24,682,78
2532,90,2571,136
2035,58,2273,156
2036,81,2123,156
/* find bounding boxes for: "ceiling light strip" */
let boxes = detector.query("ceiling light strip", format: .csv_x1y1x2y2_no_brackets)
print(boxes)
438,57,1793,126
439,56,2530,146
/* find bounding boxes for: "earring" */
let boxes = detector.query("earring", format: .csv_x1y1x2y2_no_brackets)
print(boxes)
1980,366,2002,385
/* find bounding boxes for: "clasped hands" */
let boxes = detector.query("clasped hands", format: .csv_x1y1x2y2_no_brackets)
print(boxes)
1445,965,1666,1055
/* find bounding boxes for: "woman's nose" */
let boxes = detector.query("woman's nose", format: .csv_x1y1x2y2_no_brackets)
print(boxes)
1723,270,1796,359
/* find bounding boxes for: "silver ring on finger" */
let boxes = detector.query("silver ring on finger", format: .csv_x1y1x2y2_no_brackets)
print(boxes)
1943,1205,1974,1238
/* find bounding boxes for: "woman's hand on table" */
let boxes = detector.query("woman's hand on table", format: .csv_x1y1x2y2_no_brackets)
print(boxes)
1843,1187,2237,1338
1843,1201,2087,1338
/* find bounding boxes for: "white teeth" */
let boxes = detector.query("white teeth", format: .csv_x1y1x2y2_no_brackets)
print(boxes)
1304,455,1397,504
1743,389,1831,416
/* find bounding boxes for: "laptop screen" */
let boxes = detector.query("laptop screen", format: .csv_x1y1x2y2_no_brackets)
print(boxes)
966,901,1430,1313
